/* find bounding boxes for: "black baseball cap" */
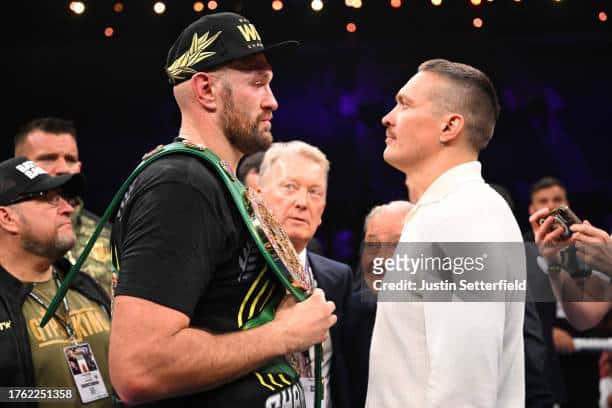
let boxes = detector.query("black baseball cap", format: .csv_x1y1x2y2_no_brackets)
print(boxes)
165,12,298,85
0,157,85,206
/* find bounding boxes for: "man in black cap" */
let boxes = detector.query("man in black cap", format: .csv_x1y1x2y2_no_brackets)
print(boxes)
109,12,336,407
14,117,114,297
0,157,112,405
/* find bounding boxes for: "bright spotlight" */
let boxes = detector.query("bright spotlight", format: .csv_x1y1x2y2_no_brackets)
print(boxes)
311,0,324,12
193,2,204,12
69,1,86,15
153,1,166,14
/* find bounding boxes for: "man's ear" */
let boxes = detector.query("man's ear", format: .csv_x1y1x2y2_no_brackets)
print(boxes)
439,113,464,144
0,207,21,234
191,72,218,110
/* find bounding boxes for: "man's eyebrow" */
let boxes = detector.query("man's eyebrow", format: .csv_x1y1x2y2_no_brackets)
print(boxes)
34,153,59,160
253,71,273,81
396,94,413,105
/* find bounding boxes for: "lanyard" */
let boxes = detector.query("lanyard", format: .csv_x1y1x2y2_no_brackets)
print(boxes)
28,270,77,342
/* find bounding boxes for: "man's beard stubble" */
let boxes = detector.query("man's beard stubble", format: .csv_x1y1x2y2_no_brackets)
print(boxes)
18,215,76,260
220,84,273,156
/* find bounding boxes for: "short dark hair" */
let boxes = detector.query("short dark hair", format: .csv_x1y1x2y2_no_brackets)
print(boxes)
418,59,500,151
237,151,265,184
14,117,77,153
530,177,566,197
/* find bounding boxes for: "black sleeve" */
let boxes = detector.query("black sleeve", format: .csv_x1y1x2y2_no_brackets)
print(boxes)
115,181,224,318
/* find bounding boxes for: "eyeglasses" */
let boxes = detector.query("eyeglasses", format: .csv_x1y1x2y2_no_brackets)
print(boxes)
8,190,77,207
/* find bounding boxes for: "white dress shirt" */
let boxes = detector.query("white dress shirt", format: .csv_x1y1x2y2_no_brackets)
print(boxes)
366,161,526,408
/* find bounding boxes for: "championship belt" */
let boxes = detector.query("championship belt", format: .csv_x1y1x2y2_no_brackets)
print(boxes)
40,140,325,407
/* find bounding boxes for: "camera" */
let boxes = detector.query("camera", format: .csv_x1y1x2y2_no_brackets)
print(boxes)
538,205,581,239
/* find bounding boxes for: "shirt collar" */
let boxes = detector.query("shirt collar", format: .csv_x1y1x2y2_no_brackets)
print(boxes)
416,161,483,207
298,248,308,268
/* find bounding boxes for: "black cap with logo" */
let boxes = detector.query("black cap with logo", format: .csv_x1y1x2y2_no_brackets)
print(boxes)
0,157,85,206
165,12,298,85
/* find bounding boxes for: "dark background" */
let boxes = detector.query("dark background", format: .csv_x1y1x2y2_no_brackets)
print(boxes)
8,0,612,266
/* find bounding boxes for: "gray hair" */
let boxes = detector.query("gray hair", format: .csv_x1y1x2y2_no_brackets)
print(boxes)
259,141,330,185
363,200,414,234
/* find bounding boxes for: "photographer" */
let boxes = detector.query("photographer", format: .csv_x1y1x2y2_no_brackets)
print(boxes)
529,208,612,330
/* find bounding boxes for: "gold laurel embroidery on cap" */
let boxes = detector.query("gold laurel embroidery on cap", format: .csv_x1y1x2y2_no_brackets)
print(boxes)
166,31,222,82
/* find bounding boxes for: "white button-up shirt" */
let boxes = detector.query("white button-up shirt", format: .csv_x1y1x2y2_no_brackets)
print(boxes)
366,161,526,408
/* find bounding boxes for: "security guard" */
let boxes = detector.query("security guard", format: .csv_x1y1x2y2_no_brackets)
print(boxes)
14,117,114,296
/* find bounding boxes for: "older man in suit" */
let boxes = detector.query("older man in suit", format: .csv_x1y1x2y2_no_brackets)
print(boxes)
258,141,352,408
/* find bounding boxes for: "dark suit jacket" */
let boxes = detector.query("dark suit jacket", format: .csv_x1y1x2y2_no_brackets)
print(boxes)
308,251,353,408
343,288,376,408
524,233,567,404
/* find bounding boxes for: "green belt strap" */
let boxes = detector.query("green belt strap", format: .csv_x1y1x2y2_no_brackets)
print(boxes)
40,141,324,407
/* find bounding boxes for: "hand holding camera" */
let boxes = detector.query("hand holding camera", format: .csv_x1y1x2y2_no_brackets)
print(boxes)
538,205,581,239
529,206,575,266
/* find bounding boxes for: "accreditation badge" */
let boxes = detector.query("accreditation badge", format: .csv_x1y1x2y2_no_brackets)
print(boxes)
63,343,109,403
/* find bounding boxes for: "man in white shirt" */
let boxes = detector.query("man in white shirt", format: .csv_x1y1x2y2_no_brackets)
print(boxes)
366,59,526,408
258,141,353,408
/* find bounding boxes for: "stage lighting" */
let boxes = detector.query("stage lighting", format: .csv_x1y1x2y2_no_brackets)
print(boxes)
272,0,283,11
208,1,218,10
431,0,442,6
473,17,483,28
599,11,608,22
113,2,124,13
153,1,166,14
311,0,324,12
346,22,357,32
193,2,204,12
104,27,114,37
69,1,86,15
390,0,402,8
471,0,482,5
353,0,362,8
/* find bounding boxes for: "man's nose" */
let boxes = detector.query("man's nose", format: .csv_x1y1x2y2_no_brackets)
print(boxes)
294,188,308,208
57,195,75,215
52,158,72,176
262,86,279,112
382,107,395,127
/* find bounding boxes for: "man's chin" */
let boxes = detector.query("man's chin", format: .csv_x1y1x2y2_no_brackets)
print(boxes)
259,130,273,147
383,148,401,169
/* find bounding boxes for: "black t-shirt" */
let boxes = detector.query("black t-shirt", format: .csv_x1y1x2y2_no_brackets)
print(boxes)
112,153,305,407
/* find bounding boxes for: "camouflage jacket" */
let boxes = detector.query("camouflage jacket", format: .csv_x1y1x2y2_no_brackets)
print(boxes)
65,198,114,298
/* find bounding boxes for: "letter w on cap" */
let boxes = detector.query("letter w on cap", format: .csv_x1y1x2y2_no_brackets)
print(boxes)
237,24,261,42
